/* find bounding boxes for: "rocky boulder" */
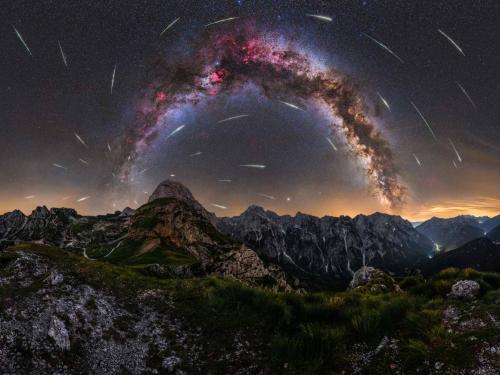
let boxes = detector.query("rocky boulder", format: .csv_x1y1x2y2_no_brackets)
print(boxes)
449,280,480,300
349,266,400,292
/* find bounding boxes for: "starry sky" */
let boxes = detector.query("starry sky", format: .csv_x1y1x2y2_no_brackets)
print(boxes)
1,0,499,221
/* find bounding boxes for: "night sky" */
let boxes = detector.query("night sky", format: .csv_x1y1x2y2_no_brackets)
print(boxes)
1,0,499,221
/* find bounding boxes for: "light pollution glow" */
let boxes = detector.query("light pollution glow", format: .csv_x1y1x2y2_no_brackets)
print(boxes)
1,190,498,223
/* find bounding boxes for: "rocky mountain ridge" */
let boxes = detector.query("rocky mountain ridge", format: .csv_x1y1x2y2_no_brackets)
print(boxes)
217,205,433,288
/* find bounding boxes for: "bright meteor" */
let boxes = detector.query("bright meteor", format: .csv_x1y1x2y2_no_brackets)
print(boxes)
258,193,276,200
211,203,227,209
326,137,338,152
240,164,266,169
449,138,463,163
278,100,305,111
160,17,180,36
413,154,422,167
363,33,404,63
205,17,239,27
166,124,185,139
74,132,87,147
13,26,32,56
110,65,116,94
306,14,333,22
52,163,67,170
217,114,249,123
376,92,391,111
58,41,68,68
438,29,465,56
410,101,437,140
455,81,476,108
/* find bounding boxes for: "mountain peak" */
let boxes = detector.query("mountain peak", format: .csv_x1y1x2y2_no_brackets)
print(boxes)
148,179,196,204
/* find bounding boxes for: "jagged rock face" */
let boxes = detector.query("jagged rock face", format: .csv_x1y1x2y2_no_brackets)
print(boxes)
0,210,26,237
217,206,433,288
0,207,130,249
416,216,485,251
130,197,224,262
148,179,216,225
0,206,79,247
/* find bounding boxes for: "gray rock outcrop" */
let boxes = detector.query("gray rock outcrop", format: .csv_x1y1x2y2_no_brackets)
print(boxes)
449,280,481,300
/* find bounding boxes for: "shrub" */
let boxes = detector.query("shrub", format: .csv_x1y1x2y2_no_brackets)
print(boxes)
437,267,460,279
350,308,382,336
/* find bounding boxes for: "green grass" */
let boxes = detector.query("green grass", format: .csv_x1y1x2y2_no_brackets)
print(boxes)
2,244,499,374
102,238,198,267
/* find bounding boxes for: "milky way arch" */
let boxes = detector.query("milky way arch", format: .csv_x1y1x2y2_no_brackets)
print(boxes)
112,26,405,208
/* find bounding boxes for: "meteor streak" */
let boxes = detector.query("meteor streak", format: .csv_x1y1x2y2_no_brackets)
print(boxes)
79,158,89,165
77,196,91,202
160,17,180,36
449,138,463,162
326,137,338,152
455,81,476,108
52,163,67,170
410,101,437,140
240,164,266,169
107,143,112,152
218,179,232,182
363,33,404,63
258,193,276,200
190,151,202,157
138,167,152,175
24,195,35,199
58,41,68,67
438,29,465,56
74,132,87,147
278,100,305,111
166,124,185,139
452,160,458,169
217,114,249,123
413,154,422,167
205,17,239,27
13,26,32,56
110,64,116,94
306,14,333,22
376,92,391,111
211,203,227,209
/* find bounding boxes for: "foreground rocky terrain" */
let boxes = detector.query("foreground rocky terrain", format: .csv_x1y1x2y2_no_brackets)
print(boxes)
0,243,499,374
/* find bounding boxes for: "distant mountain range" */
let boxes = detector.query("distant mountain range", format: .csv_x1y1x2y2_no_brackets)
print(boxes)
415,214,500,251
1,180,499,289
